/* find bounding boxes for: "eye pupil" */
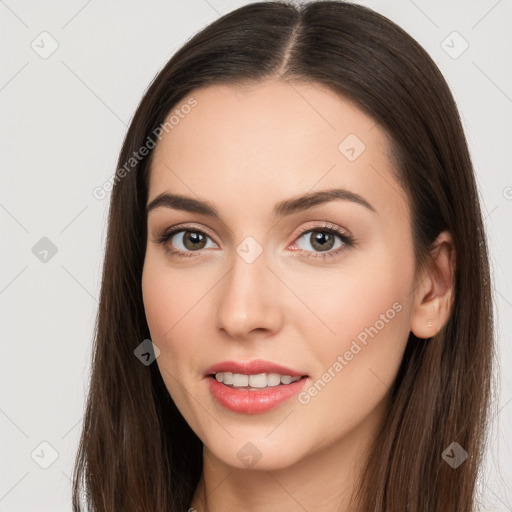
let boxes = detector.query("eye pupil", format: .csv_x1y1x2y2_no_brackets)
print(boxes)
311,231,335,251
184,231,206,250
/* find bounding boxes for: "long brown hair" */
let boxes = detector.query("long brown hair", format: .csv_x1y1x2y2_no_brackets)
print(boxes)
72,1,495,510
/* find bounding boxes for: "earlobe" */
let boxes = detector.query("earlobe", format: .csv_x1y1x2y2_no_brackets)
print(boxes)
410,231,456,339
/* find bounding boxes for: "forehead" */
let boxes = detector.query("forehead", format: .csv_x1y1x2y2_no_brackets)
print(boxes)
147,79,408,221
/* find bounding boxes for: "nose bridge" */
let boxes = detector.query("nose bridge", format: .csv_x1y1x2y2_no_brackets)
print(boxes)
216,238,282,337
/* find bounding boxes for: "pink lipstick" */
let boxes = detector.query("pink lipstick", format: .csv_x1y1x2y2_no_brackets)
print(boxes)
205,359,309,414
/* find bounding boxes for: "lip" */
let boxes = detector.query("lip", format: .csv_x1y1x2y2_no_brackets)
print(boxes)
204,359,307,378
204,359,309,414
207,376,308,414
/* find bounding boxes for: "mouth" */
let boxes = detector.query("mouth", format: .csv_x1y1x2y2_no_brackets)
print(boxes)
207,372,308,390
204,359,310,414
204,359,309,388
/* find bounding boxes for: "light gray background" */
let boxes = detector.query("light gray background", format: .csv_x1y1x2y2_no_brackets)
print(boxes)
1,1,511,510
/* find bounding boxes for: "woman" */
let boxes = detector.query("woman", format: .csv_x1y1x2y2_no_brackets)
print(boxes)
72,1,494,511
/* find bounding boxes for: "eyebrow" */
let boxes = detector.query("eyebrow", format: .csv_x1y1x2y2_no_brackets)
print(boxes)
146,188,376,219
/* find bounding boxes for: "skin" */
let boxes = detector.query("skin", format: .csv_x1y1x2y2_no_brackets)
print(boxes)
141,78,455,512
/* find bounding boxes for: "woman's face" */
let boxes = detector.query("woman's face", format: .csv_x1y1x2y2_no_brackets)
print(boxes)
142,79,418,471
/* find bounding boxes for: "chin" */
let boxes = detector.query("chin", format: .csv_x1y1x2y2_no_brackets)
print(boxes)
207,437,307,471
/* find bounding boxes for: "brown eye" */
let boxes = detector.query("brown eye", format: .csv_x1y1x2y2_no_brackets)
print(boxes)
296,229,344,253
307,231,336,252
154,225,219,259
291,223,355,261
180,231,207,250
169,230,214,252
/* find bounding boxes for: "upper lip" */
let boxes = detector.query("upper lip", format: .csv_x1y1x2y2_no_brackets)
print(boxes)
205,359,308,378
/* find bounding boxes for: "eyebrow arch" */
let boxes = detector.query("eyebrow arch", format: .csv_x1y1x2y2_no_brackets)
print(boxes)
146,188,376,219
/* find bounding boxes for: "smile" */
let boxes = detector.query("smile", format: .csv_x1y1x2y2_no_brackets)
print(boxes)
207,375,308,414
213,372,302,388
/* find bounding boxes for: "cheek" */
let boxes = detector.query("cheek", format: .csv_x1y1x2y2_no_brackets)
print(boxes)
296,250,412,349
142,251,204,344
141,255,192,378
142,271,175,343
142,262,193,411
141,254,217,384
293,248,413,429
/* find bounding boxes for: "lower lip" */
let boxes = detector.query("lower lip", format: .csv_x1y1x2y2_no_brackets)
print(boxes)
207,376,308,414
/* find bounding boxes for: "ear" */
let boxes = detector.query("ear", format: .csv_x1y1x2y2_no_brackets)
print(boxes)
410,230,456,339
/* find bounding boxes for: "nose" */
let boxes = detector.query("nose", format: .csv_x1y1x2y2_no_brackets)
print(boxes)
215,247,283,340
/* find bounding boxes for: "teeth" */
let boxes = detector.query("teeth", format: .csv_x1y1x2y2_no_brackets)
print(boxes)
214,372,302,388
249,373,267,388
232,373,248,387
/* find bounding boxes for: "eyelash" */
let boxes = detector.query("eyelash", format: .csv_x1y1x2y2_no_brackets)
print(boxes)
153,222,355,261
